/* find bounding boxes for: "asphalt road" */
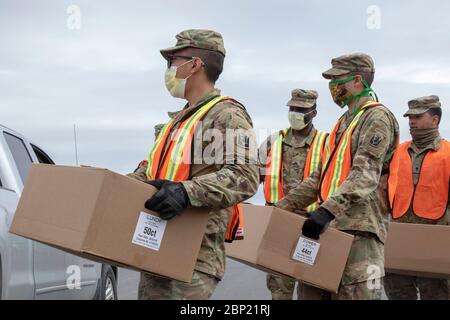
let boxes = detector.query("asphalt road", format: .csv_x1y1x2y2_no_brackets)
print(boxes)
117,259,272,300
117,259,389,300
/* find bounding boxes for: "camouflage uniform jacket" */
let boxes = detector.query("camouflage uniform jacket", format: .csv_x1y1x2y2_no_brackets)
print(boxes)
129,89,259,279
259,126,320,208
277,103,399,243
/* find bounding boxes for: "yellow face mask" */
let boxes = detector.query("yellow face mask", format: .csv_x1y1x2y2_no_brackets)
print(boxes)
164,59,193,99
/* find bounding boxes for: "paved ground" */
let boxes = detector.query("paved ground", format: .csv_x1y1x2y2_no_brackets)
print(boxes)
117,259,388,300
117,259,271,300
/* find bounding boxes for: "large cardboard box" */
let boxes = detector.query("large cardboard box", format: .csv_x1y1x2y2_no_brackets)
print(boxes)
385,222,450,279
10,164,209,283
226,204,354,293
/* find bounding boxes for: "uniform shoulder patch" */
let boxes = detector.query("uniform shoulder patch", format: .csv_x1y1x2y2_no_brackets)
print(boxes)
369,134,383,147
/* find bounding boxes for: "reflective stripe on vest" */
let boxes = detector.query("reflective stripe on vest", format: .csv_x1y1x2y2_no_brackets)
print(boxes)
304,130,328,212
388,140,450,220
263,129,328,211
145,95,245,242
263,129,288,205
319,101,382,202
146,95,227,181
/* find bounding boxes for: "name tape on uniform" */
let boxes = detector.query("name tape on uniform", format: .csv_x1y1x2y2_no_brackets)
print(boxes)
132,212,167,251
292,237,320,266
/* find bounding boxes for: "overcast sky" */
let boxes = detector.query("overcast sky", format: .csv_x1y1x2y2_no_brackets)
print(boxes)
1,0,449,204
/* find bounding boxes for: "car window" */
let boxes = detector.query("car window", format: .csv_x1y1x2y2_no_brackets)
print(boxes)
3,132,33,184
31,144,55,164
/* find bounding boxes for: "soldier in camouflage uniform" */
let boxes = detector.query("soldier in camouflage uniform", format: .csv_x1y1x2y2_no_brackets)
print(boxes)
128,29,259,300
276,53,400,300
259,89,324,300
383,95,450,300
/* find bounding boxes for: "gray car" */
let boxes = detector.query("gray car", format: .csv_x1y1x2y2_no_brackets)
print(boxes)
0,124,118,299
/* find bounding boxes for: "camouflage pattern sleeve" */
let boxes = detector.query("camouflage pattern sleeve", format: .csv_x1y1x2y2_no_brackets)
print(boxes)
321,108,394,218
126,161,148,182
275,170,320,212
182,103,259,209
258,135,273,184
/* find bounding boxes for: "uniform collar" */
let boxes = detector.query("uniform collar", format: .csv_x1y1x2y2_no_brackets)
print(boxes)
341,100,379,125
283,126,317,148
409,134,442,153
341,110,355,127
173,89,221,122
184,89,221,111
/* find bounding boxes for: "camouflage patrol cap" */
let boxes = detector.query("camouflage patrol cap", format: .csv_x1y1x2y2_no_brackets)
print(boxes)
403,95,441,117
322,53,375,79
286,89,318,108
160,29,225,60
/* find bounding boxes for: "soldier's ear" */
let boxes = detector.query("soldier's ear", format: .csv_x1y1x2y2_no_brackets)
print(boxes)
192,57,205,72
354,74,364,88
308,109,317,120
431,114,440,127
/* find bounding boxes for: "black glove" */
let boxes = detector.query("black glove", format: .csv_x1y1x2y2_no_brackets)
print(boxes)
301,207,335,240
145,179,189,220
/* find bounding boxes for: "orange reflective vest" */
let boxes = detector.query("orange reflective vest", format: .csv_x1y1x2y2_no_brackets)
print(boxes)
145,95,244,242
263,129,328,212
388,140,450,220
263,128,287,205
319,101,382,202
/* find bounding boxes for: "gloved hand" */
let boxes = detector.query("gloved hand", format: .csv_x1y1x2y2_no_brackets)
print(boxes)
301,207,335,240
145,179,189,220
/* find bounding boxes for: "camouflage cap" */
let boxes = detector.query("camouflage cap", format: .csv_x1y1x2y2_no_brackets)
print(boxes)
286,89,318,108
160,29,225,60
322,53,375,79
403,95,441,117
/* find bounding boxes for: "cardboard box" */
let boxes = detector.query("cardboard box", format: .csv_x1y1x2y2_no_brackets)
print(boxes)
385,222,450,279
10,164,209,283
226,204,354,293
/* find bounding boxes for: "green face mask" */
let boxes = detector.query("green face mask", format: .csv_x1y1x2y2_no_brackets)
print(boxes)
329,75,378,114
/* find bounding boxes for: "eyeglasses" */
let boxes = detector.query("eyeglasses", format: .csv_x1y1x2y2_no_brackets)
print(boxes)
167,55,206,68
167,55,194,68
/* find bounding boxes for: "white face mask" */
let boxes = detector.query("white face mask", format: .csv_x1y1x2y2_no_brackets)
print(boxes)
288,110,314,130
164,59,193,99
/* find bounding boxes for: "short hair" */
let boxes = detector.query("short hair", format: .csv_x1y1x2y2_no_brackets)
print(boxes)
351,71,375,87
186,47,224,83
427,107,442,125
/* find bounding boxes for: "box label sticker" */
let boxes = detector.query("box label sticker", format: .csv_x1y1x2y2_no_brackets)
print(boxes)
132,212,167,251
292,237,320,265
